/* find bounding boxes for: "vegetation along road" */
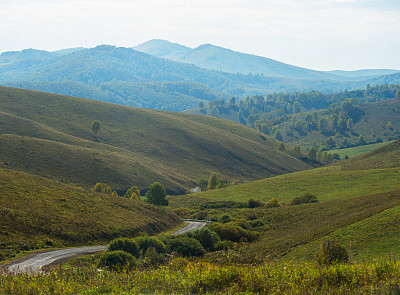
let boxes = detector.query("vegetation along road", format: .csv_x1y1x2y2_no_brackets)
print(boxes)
4,221,208,274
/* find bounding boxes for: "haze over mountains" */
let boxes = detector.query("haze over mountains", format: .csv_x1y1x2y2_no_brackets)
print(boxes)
0,41,399,112
134,39,399,81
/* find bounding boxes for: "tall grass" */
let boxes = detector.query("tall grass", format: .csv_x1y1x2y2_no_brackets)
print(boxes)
1,259,400,294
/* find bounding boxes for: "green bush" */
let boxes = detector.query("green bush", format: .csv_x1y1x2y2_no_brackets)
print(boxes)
186,228,221,251
108,238,140,257
214,240,234,251
247,198,263,208
133,236,167,255
316,240,350,265
164,237,205,257
290,193,318,205
97,250,136,271
264,198,280,208
210,222,259,243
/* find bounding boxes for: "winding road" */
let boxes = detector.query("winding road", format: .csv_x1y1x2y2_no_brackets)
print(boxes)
4,220,208,274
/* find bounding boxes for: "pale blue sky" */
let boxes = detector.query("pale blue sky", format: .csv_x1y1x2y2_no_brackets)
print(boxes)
1,0,399,70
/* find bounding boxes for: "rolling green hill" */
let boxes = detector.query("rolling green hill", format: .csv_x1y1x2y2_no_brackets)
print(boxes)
169,139,400,207
0,86,311,194
0,167,182,258
339,139,400,170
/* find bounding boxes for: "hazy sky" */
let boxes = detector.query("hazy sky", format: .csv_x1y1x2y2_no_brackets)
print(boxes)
1,0,399,70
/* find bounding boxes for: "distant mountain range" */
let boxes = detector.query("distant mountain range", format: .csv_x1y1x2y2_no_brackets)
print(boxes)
134,39,399,81
0,41,399,112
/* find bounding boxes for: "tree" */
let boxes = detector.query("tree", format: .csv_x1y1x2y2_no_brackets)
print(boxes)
293,144,302,157
146,182,168,206
124,186,140,200
307,146,317,161
198,101,204,109
396,89,400,100
347,118,353,130
256,122,262,132
207,172,218,190
196,178,209,191
278,143,285,151
274,129,283,141
91,120,101,134
91,183,112,194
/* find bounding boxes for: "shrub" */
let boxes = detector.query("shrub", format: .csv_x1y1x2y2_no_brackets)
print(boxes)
97,250,136,271
316,240,349,265
108,238,140,257
290,193,318,205
220,214,231,223
214,240,234,251
133,236,167,255
264,198,280,208
144,247,166,266
164,237,205,257
247,198,263,208
210,222,260,243
186,228,221,251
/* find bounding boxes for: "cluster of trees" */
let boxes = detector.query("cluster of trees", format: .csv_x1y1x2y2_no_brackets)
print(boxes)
91,182,169,206
196,172,231,192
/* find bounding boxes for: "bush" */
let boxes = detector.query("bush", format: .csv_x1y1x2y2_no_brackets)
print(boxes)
290,193,318,205
186,228,221,251
214,240,234,251
108,238,140,257
97,250,136,271
210,222,259,243
220,214,231,223
164,237,205,257
247,198,263,208
316,240,349,265
264,198,280,208
133,236,167,255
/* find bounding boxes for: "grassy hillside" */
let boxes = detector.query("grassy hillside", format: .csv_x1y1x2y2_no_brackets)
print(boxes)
284,204,400,262
169,166,400,207
340,139,400,170
0,167,182,259
328,140,393,158
0,86,311,193
273,99,400,149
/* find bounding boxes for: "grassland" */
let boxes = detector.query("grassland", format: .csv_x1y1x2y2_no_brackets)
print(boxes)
169,166,400,207
328,140,393,158
0,167,182,260
0,86,311,193
2,256,400,294
284,204,400,263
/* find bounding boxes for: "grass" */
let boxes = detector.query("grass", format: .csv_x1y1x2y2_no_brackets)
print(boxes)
2,258,400,294
328,140,393,158
0,167,182,261
0,86,311,193
169,166,400,207
340,139,400,171
284,204,400,263
172,189,400,263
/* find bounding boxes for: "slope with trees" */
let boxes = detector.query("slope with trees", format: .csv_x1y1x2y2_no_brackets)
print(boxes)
0,86,311,195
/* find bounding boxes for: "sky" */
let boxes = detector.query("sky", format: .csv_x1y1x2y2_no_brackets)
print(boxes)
1,0,399,71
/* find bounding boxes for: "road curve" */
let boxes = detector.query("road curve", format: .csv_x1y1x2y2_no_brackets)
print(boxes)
4,221,208,274
5,245,107,274
172,220,208,235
